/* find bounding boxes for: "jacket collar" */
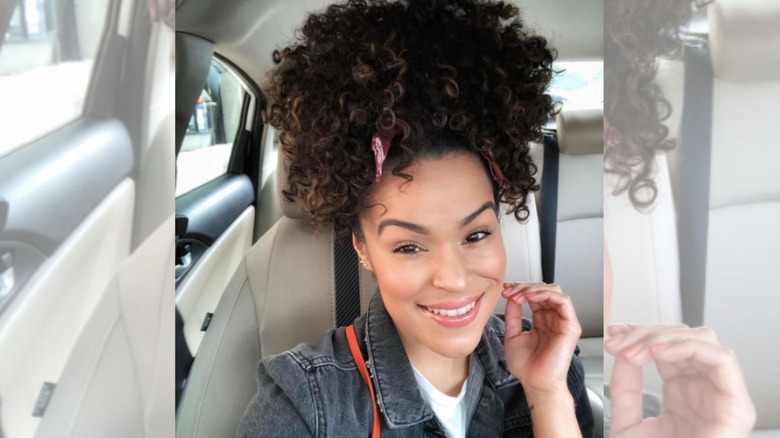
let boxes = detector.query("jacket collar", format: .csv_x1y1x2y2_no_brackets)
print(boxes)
359,292,513,429
362,292,434,428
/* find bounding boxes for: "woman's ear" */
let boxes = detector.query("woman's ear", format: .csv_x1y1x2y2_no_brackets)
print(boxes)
352,233,373,272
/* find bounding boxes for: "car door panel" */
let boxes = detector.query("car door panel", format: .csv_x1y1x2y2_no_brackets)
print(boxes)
176,206,254,354
0,177,134,437
0,118,133,257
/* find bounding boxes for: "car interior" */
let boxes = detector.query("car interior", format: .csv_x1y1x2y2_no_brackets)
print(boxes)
0,0,174,436
174,0,605,436
1,0,778,436
605,0,780,435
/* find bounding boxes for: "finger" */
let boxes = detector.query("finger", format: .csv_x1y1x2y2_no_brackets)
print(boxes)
523,289,578,323
605,336,660,368
609,354,645,432
502,282,562,297
607,323,630,337
607,324,717,355
651,339,752,399
503,290,525,339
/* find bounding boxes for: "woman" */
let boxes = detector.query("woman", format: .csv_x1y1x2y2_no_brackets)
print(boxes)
603,0,756,436
238,0,593,436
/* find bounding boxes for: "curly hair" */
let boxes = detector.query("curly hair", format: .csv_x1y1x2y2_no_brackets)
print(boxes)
604,0,693,208
266,0,556,236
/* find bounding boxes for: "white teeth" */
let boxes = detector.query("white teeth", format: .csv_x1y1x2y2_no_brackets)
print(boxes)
425,301,476,317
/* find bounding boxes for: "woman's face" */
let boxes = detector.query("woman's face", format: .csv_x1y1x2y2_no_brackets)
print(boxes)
353,152,506,362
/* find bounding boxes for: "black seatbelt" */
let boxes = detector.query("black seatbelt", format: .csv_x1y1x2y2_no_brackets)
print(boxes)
175,307,194,408
540,133,560,284
678,44,714,327
333,236,361,327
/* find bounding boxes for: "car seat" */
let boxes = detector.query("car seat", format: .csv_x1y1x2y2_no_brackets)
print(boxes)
697,0,780,433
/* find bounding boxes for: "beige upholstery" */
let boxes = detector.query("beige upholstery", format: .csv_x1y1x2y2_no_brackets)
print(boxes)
553,108,604,403
32,37,177,436
0,180,134,438
703,6,780,427
556,108,604,156
708,0,780,82
254,126,284,237
35,216,175,438
176,206,255,354
655,57,685,211
604,154,682,396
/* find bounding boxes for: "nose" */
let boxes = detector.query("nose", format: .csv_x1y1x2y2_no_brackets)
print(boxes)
430,245,469,293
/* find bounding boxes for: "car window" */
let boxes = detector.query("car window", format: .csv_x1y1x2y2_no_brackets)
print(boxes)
0,0,111,158
550,60,604,110
176,57,249,197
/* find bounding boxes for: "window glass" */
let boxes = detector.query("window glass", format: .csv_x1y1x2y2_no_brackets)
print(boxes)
0,0,111,158
549,60,604,110
176,57,248,197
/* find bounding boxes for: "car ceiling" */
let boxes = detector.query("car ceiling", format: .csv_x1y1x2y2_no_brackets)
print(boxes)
176,0,603,89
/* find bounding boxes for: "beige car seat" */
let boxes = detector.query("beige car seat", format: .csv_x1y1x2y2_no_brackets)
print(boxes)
551,108,605,396
700,0,780,433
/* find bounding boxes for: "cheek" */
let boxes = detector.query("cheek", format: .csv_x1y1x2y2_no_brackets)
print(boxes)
474,238,506,280
371,254,429,301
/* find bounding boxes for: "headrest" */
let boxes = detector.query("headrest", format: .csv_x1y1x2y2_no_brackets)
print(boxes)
708,0,780,82
556,108,604,155
276,146,305,219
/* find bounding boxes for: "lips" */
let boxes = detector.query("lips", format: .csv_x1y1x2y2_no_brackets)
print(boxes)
418,294,483,328
422,300,477,317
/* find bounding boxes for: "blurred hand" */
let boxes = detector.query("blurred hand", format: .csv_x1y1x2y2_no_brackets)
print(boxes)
606,324,756,438
502,282,582,397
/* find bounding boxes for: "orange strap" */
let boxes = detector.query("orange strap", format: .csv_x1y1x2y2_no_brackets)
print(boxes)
346,324,381,438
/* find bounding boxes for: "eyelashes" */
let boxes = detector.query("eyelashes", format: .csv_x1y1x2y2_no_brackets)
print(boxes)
392,242,422,254
465,229,491,243
391,228,492,255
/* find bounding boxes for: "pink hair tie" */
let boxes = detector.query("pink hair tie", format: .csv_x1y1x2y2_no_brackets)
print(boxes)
480,147,511,190
372,128,396,182
604,119,623,147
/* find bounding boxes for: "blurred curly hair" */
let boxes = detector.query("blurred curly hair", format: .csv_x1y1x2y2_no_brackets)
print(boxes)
265,0,556,236
605,0,693,208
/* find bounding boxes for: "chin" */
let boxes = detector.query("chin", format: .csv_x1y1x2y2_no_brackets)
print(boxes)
429,312,493,358
431,335,483,359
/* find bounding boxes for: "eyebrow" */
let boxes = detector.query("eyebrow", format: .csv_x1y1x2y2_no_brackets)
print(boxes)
377,201,497,236
460,201,497,228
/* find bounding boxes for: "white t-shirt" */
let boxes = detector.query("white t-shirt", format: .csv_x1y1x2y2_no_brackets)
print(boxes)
411,365,469,438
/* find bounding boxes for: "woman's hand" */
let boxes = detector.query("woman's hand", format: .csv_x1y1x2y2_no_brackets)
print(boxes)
502,282,582,398
606,324,756,438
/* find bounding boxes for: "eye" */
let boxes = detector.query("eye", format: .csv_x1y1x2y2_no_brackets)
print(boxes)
393,243,423,254
465,230,491,244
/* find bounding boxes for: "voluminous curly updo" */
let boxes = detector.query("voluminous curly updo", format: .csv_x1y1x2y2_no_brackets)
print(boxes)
266,0,556,236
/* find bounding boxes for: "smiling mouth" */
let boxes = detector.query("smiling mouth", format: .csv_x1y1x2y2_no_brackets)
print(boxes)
417,294,484,328
422,300,477,317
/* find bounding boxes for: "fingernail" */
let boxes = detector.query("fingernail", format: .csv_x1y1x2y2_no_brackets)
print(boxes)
501,287,512,296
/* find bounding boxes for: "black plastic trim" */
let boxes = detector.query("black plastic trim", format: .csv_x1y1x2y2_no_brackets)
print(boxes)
540,133,560,284
174,174,254,247
0,118,134,256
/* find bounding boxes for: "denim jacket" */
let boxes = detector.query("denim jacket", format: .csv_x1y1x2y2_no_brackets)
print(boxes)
238,293,594,437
